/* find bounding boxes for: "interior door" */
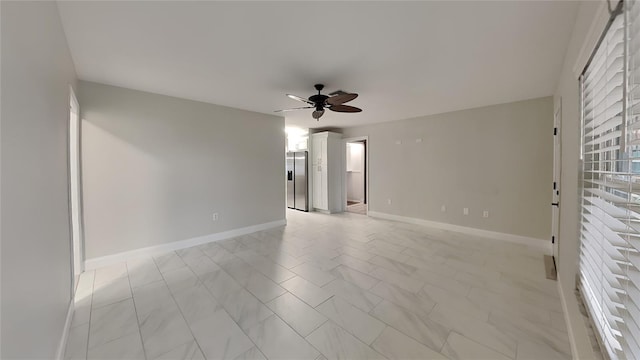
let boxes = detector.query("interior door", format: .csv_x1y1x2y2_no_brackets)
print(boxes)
552,102,562,261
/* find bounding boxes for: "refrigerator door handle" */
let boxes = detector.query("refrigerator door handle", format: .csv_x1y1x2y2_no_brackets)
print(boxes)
287,170,293,181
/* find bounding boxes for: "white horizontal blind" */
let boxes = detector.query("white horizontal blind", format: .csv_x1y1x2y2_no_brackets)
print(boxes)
580,8,628,360
580,1,640,359
621,1,640,358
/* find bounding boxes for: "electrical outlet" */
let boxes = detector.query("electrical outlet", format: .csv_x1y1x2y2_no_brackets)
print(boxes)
463,208,469,215
416,138,423,143
395,140,402,145
441,205,446,212
387,199,392,205
212,212,219,221
483,210,489,218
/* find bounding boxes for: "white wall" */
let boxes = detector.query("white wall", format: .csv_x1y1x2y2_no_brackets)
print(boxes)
553,1,608,358
346,142,365,202
79,81,285,260
342,96,553,241
1,1,77,358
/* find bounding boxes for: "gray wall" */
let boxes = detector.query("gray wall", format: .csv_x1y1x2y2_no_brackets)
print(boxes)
342,96,553,240
1,1,77,358
79,81,285,259
554,1,605,357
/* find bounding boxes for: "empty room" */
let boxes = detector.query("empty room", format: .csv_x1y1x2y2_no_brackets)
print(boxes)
2,1,639,359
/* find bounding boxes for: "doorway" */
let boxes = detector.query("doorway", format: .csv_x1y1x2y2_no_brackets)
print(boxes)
551,100,561,263
69,86,84,289
345,138,367,215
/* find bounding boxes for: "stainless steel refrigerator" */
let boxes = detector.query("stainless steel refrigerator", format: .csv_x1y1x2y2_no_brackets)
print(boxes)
286,151,308,211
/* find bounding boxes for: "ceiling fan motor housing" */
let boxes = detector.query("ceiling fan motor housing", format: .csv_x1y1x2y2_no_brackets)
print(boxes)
309,94,328,107
310,84,328,110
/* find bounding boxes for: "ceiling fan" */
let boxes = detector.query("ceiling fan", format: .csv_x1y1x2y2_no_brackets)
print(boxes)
275,84,362,120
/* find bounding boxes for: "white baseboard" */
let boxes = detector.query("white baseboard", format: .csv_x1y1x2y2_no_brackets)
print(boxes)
368,211,551,253
85,219,286,270
55,300,74,360
558,279,604,359
558,278,578,359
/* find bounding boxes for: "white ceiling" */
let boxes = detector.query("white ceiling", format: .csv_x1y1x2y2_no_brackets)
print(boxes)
57,1,578,130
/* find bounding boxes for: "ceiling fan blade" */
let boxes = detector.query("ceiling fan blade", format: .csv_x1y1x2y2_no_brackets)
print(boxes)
287,94,314,105
274,106,314,113
312,109,325,120
329,104,362,113
326,93,358,106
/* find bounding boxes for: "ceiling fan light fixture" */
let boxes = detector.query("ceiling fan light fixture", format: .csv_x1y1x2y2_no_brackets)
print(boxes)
312,110,324,120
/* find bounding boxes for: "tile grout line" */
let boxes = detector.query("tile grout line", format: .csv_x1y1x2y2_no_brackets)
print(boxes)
247,275,315,357
447,330,519,360
192,258,270,359
125,262,149,360
270,312,327,357
368,324,387,347
366,304,450,356
313,292,389,349
209,242,329,358
84,271,96,360
438,328,453,353
304,319,388,360
158,252,224,359
265,289,330,339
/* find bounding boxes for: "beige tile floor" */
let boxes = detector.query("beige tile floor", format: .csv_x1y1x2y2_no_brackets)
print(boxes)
346,202,367,215
65,209,571,360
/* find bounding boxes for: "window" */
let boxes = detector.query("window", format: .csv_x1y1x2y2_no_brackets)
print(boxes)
579,1,640,358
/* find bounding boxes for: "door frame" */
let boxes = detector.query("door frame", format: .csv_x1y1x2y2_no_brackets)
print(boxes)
552,98,562,261
342,136,369,213
68,85,85,290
